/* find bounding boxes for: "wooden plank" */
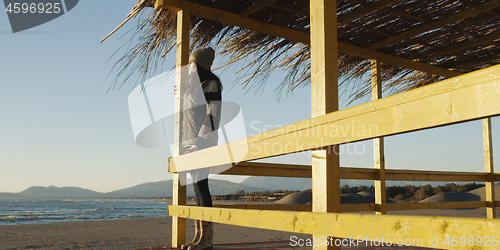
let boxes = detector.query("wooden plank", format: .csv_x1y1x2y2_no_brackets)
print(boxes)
371,59,387,215
483,118,496,218
169,64,500,173
237,0,280,16
310,1,340,248
386,201,486,211
418,31,500,62
168,205,500,250
171,9,190,249
217,162,496,182
215,204,375,213
219,161,312,178
214,204,312,211
385,169,491,182
338,0,400,25
338,42,461,78
154,0,461,78
370,0,500,50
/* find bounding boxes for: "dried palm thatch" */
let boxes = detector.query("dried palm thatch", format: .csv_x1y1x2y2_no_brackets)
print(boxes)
104,0,500,102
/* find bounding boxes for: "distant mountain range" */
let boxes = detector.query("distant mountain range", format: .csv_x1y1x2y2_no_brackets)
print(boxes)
0,177,473,199
0,180,266,198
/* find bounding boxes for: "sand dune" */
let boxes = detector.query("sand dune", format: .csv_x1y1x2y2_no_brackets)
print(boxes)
419,192,481,203
468,184,500,201
275,191,393,205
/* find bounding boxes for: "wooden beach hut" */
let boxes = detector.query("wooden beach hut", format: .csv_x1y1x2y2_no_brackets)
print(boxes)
105,0,500,249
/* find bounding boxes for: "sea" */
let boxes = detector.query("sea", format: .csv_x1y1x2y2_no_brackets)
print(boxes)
0,198,170,226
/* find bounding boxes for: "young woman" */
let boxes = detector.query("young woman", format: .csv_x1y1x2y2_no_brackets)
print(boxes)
181,47,222,250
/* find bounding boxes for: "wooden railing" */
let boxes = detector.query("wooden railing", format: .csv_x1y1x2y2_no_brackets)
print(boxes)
160,1,500,249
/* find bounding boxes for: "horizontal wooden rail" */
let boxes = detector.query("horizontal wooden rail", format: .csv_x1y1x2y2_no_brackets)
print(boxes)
386,201,486,210
169,205,500,249
214,204,374,212
214,201,492,213
218,162,312,177
169,65,500,173
203,161,500,182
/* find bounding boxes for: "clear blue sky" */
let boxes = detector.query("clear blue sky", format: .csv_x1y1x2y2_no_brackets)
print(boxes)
1,0,498,193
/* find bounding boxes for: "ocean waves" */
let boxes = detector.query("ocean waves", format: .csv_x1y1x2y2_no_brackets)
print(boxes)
0,199,169,225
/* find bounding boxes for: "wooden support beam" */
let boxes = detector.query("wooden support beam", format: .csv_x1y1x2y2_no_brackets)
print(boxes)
338,0,400,25
370,0,500,50
269,3,309,17
168,205,500,249
371,59,386,215
237,0,280,16
483,118,496,218
155,0,461,78
310,1,340,248
168,64,500,173
171,9,190,249
418,31,500,62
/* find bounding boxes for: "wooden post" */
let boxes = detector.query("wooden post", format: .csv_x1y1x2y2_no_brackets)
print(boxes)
172,9,190,248
483,117,496,218
310,0,340,249
371,59,387,215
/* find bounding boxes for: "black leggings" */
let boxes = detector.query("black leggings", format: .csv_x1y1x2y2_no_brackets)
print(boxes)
193,178,212,207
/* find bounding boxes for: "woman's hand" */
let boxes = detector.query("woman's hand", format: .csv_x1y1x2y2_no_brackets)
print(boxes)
184,145,198,153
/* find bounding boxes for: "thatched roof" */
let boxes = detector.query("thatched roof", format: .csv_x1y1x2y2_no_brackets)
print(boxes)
105,0,500,101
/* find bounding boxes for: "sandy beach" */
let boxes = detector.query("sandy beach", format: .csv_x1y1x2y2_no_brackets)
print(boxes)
3,207,496,249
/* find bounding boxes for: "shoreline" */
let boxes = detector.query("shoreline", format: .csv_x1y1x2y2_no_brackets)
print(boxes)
1,208,497,249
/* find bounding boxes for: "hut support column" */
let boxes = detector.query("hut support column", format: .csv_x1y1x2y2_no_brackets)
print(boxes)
172,9,190,248
483,118,496,218
371,60,386,215
310,0,340,249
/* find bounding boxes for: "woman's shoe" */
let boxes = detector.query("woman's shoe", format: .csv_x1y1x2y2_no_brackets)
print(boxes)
187,221,213,250
181,220,201,250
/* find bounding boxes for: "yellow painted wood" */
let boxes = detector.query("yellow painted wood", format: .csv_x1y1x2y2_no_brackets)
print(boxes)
418,31,500,62
237,0,280,16
168,205,500,250
169,64,500,173
215,204,376,212
215,204,312,211
154,0,461,78
171,9,190,249
338,0,400,25
483,118,496,218
214,201,486,213
310,0,340,248
371,59,386,215
370,0,500,50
